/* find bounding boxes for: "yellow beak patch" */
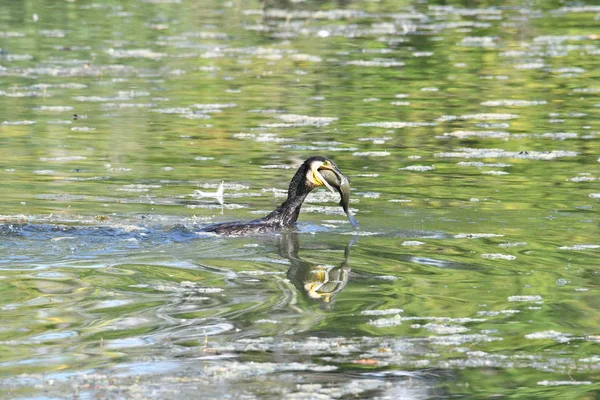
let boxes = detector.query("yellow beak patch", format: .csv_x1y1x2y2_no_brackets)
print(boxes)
311,164,336,193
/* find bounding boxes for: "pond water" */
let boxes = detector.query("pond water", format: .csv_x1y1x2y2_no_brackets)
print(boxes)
1,0,600,398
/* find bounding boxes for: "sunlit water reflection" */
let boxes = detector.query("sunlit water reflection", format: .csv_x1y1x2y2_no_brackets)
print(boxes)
1,0,599,398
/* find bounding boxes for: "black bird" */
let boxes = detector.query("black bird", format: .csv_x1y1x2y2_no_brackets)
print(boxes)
200,156,358,236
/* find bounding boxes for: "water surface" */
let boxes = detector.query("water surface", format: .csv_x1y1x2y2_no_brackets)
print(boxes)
1,0,599,398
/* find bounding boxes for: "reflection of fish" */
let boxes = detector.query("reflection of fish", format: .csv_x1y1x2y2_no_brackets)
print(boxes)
280,231,355,308
320,169,359,228
201,156,357,235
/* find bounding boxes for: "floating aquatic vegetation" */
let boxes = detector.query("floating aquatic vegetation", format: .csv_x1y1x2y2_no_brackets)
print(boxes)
151,107,192,114
255,134,293,143
512,132,579,140
428,333,500,346
0,31,25,38
538,381,592,386
106,167,132,172
262,114,339,128
477,310,520,316
402,241,425,246
346,59,405,67
443,130,509,139
413,51,433,57
106,49,166,59
117,184,162,192
39,156,86,162
191,103,237,110
458,113,519,120
558,244,599,250
429,6,503,17
454,233,504,238
1,120,36,125
399,316,486,323
180,113,211,120
0,54,33,61
508,295,543,302
457,162,513,167
74,95,130,102
0,90,48,98
65,176,109,182
243,8,371,21
357,121,436,128
32,83,88,90
568,175,596,182
514,62,545,70
195,183,247,192
40,29,66,38
2,64,140,78
186,203,244,210
359,137,392,143
352,151,391,157
524,330,573,343
498,242,527,248
232,133,255,139
572,87,600,93
481,99,547,107
357,192,380,199
459,36,498,48
33,105,74,112
284,145,358,152
101,103,157,110
289,53,322,63
436,148,579,160
481,170,509,175
361,309,404,316
481,253,516,260
368,314,402,328
340,230,378,236
399,165,435,172
423,324,470,334
553,67,585,74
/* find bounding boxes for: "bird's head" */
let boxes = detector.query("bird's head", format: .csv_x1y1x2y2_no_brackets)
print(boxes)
298,156,358,228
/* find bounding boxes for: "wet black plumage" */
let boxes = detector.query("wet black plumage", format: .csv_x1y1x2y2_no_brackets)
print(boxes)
200,156,344,236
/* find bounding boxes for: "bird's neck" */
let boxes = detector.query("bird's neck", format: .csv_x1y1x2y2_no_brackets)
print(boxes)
258,165,314,227
261,192,309,227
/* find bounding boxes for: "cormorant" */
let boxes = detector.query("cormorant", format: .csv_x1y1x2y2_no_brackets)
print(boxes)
200,156,357,235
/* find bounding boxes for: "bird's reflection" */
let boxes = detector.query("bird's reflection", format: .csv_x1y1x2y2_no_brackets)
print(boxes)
278,230,356,309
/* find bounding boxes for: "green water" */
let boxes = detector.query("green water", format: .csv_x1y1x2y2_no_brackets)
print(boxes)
1,0,599,398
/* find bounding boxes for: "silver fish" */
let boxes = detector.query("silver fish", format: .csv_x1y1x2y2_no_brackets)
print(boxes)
320,168,359,229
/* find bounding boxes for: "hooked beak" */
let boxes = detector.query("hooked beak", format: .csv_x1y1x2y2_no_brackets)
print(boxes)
311,163,338,194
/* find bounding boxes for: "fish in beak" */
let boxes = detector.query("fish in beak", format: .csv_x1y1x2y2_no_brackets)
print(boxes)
318,167,359,229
